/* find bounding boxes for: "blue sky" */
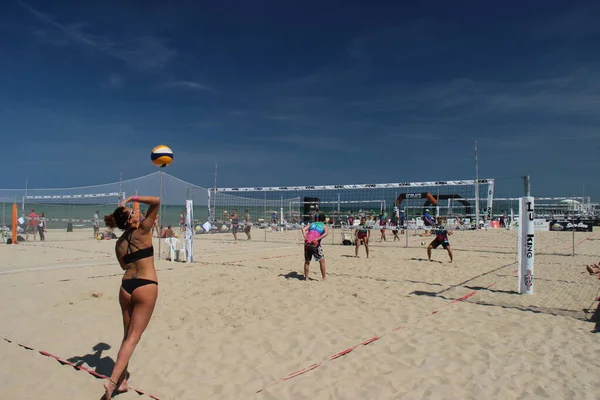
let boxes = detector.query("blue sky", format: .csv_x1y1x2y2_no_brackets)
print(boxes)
0,0,599,199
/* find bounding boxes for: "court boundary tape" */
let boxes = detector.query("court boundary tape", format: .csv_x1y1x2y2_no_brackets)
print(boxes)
256,281,496,394
1,337,160,399
567,232,597,250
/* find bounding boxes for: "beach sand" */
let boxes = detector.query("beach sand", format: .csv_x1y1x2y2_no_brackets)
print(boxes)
1,227,599,400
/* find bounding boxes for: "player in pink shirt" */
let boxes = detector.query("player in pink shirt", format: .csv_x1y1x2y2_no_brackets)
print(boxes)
26,209,39,241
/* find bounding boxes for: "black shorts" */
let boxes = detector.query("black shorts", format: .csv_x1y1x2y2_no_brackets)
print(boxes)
244,225,251,233
231,224,239,234
304,242,324,262
430,239,450,249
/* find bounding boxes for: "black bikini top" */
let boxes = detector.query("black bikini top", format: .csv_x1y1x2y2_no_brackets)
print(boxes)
122,229,154,265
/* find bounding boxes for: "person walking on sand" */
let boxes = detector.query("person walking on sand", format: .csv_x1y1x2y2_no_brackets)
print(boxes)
93,211,100,238
26,209,39,241
379,211,388,242
244,210,252,240
230,208,240,242
390,213,400,242
38,212,47,241
355,216,370,258
301,213,329,281
101,195,160,399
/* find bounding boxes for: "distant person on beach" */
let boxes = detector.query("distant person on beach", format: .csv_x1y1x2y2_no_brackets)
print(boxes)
38,212,46,241
26,209,39,241
423,216,454,263
423,209,435,226
230,209,239,242
244,210,252,240
102,195,160,400
301,213,329,281
93,211,100,238
165,225,175,238
179,209,186,234
400,210,406,234
152,214,160,238
379,211,388,242
390,213,400,241
355,217,370,258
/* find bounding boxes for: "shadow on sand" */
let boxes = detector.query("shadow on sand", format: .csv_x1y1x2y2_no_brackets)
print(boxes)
67,342,116,379
279,271,317,281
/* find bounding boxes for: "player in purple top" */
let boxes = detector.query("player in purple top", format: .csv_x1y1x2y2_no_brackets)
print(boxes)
301,213,329,281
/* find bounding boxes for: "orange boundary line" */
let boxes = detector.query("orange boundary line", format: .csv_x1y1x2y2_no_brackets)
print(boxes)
256,282,496,394
1,337,160,399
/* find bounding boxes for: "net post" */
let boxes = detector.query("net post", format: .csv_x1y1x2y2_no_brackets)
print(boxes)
11,203,18,244
158,171,163,260
280,196,284,233
185,199,194,262
404,206,408,248
518,197,534,294
523,175,531,197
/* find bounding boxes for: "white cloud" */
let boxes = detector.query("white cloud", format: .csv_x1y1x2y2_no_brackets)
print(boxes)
163,80,216,92
20,1,177,72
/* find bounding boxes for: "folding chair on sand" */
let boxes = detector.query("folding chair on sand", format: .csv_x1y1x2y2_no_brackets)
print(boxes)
165,237,185,262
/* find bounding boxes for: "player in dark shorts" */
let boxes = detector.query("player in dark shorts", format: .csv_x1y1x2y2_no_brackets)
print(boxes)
354,216,370,258
301,213,329,281
425,216,453,263
230,209,239,242
390,214,400,241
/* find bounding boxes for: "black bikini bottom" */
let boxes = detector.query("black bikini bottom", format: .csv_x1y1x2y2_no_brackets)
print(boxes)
121,278,158,295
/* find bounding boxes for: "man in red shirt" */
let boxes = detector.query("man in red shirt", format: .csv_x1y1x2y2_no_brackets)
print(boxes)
26,209,39,241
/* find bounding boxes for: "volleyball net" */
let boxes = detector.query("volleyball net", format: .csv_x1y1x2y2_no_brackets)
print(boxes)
0,172,211,231
209,178,495,231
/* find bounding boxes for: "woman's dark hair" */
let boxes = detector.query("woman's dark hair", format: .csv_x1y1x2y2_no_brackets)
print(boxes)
318,213,326,222
104,206,129,230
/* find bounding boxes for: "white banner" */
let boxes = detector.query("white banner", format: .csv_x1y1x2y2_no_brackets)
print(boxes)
518,197,535,294
185,200,194,263
214,179,494,192
533,219,549,232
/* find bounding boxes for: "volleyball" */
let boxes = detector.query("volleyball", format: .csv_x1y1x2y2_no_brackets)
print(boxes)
151,145,173,168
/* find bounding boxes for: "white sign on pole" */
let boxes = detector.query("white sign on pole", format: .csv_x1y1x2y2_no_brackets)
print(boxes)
185,200,194,263
518,197,535,294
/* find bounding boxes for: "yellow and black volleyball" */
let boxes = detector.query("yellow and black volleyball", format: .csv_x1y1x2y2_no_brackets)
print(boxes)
151,145,173,167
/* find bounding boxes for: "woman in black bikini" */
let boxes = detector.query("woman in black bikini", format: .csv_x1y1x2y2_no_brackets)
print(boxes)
102,195,160,400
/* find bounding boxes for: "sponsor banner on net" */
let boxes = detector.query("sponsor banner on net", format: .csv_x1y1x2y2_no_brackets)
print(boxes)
549,220,593,232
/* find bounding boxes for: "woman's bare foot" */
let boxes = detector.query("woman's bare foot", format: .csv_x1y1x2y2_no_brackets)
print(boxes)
103,379,117,400
117,380,130,393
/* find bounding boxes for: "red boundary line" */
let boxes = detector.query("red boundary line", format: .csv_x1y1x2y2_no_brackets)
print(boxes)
256,282,496,394
1,337,160,400
567,232,597,250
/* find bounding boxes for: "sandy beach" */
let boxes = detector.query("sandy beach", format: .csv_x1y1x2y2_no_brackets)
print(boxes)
1,227,599,400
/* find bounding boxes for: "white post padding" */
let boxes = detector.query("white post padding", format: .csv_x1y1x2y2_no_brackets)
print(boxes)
185,199,194,263
518,197,534,294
